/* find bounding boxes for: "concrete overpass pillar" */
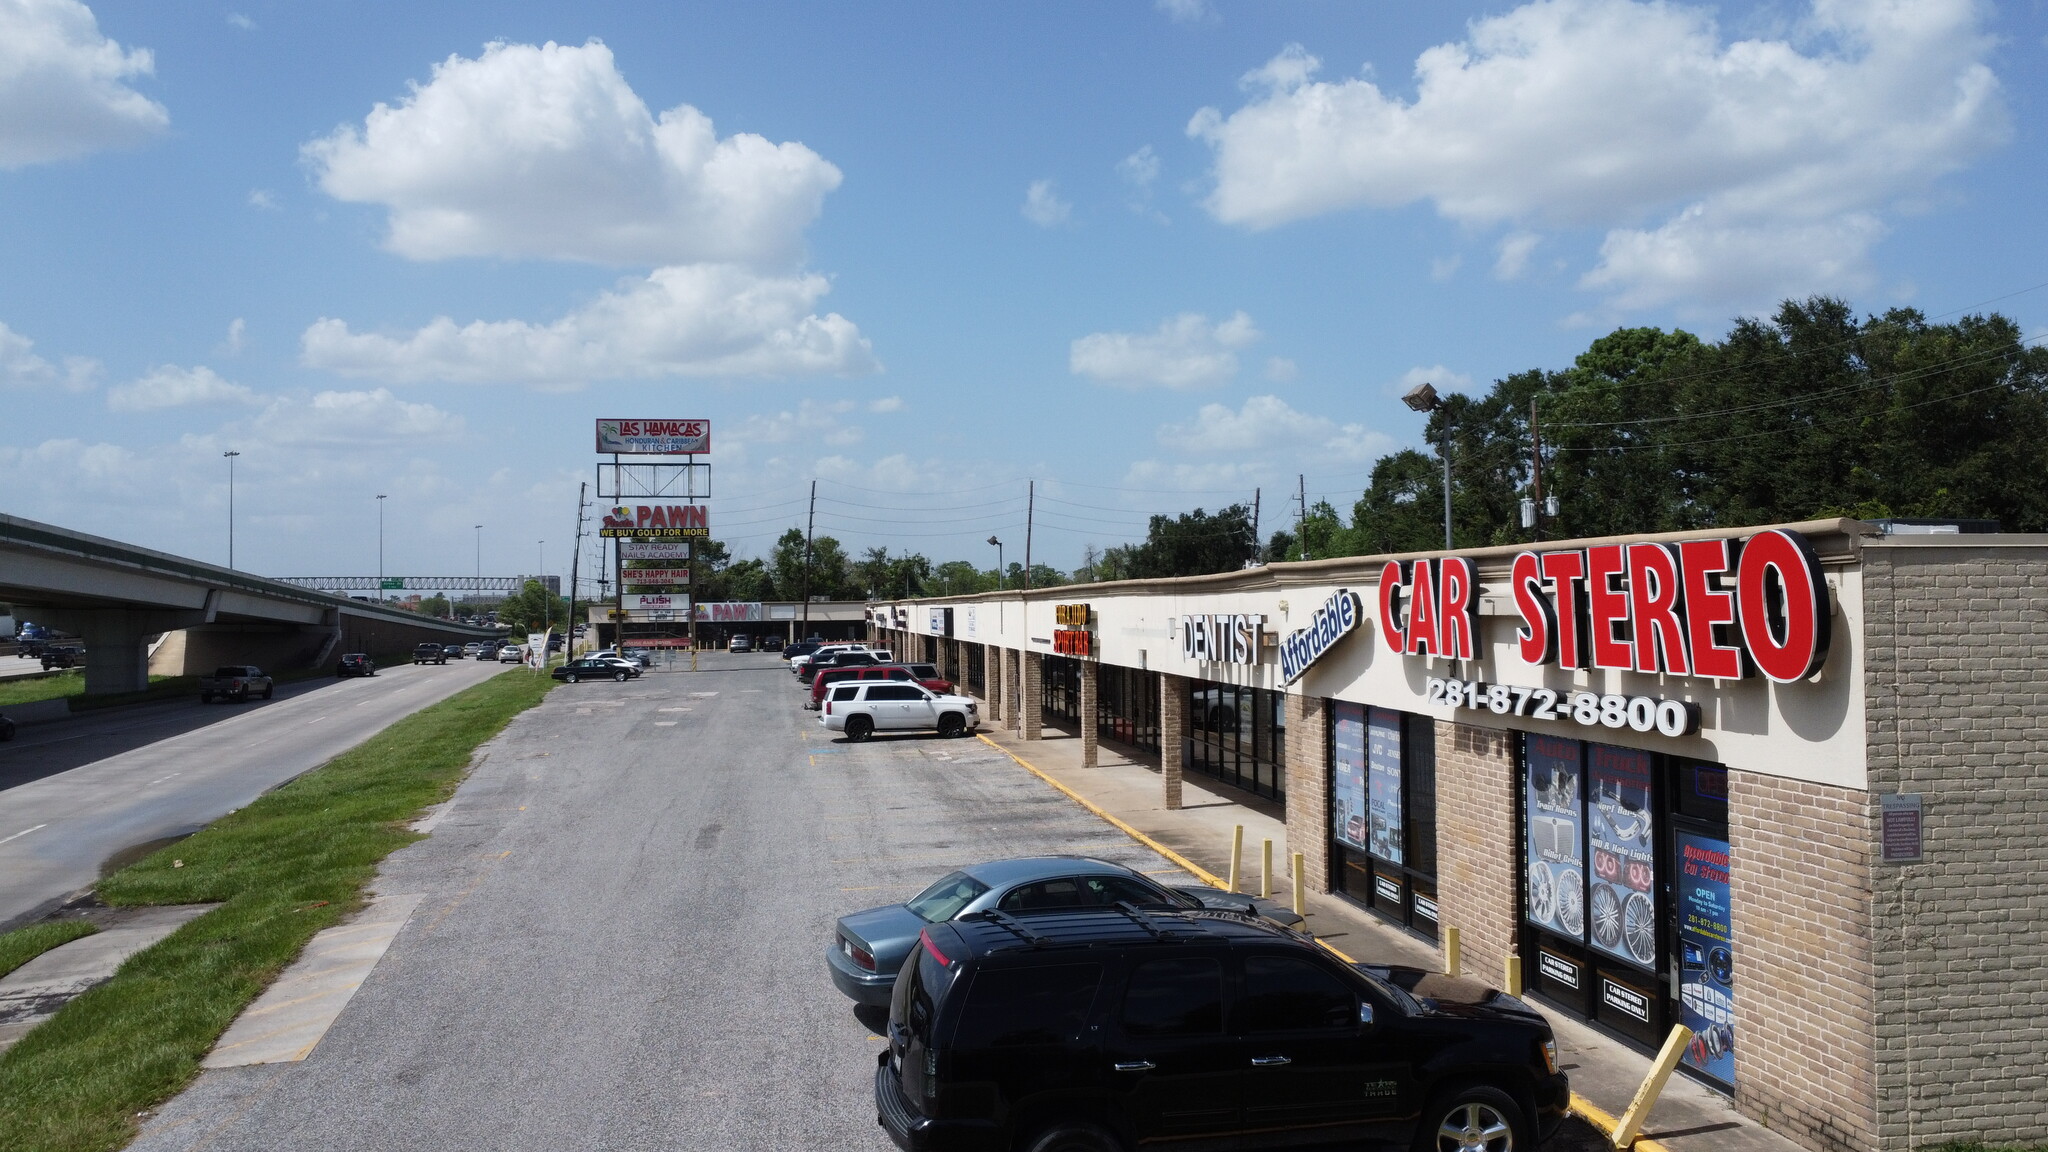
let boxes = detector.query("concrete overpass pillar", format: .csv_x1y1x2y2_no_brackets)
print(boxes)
71,610,160,695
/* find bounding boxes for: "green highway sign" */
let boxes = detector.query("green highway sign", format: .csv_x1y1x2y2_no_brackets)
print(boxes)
380,577,405,590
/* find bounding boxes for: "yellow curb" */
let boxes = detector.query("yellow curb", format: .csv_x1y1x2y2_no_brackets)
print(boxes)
973,734,1226,890
974,735,1675,1152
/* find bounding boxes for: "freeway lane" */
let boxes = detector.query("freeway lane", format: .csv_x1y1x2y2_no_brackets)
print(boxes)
0,659,510,929
126,654,1190,1152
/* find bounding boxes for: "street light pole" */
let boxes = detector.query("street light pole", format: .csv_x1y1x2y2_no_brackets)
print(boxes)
538,540,547,634
376,494,388,600
1400,382,1453,550
223,450,240,568
988,535,1003,590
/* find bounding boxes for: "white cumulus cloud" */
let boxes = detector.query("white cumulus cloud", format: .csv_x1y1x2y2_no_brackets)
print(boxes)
300,263,877,387
1022,178,1071,228
1157,395,1390,462
1398,364,1475,396
1070,311,1260,389
107,364,259,412
247,389,463,446
303,39,841,268
0,0,168,168
0,320,98,391
1156,0,1216,26
1188,0,2007,309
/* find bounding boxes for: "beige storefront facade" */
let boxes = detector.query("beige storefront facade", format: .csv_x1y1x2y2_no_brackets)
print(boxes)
869,518,2048,1152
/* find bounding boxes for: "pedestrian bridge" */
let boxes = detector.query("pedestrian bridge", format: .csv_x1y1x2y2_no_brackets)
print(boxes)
0,513,494,695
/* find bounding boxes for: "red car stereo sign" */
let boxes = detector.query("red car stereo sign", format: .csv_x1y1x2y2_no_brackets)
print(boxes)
595,419,710,455
1378,528,1830,683
598,504,709,539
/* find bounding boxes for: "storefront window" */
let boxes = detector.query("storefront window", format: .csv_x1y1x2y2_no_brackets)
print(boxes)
1097,666,1160,755
1041,655,1080,724
966,645,985,696
1187,679,1285,800
1329,703,1437,939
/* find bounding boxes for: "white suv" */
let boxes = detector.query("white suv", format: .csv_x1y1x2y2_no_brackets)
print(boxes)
791,643,869,676
821,681,979,741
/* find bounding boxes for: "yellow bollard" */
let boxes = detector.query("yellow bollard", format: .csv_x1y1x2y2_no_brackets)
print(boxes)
1260,838,1273,899
1290,852,1306,920
1504,955,1523,996
1227,825,1244,894
1612,1024,1694,1149
1444,926,1462,977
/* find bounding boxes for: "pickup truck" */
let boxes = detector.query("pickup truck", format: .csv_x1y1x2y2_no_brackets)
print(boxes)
200,665,274,704
412,642,448,665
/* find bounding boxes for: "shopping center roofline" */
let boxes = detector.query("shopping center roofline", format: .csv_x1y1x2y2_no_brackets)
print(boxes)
894,517,1895,606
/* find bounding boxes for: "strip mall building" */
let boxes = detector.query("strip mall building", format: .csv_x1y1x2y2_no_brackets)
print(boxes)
870,519,2047,1152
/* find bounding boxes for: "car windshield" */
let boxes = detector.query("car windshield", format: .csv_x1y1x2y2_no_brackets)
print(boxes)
906,871,990,923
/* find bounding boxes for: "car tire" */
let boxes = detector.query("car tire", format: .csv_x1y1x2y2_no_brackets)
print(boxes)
937,713,965,738
1413,1084,1526,1152
845,715,873,742
613,671,627,682
566,673,580,683
262,686,274,700
1023,1123,1122,1152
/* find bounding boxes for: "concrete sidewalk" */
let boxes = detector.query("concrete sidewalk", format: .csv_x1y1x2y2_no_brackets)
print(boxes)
974,721,1799,1152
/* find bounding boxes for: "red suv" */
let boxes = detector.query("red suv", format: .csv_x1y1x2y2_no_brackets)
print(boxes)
809,662,955,709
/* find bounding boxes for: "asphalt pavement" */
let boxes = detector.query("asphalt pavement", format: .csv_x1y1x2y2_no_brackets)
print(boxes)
118,653,1612,1152
0,658,509,929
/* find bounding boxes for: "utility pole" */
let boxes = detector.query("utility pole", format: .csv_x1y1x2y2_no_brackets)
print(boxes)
1250,486,1261,567
1023,480,1035,590
567,482,588,656
1296,475,1308,561
538,540,547,635
223,450,240,568
800,479,817,638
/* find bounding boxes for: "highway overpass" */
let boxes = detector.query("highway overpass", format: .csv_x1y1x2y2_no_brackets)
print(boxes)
1,513,495,695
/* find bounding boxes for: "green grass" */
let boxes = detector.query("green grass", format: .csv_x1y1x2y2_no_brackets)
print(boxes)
0,668,553,1152
0,922,99,981
0,671,85,707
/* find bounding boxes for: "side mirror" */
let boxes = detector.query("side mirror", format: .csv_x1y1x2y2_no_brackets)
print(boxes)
1358,1002,1375,1028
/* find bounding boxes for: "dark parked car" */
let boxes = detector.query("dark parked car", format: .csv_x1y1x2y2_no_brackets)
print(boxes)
412,643,447,665
336,653,376,678
40,646,82,670
801,648,887,685
829,857,1298,1008
876,907,1568,1152
760,635,784,653
551,657,640,684
782,639,827,663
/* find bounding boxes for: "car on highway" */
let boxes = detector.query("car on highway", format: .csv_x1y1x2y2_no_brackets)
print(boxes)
552,657,640,684
808,663,956,710
874,905,1568,1152
727,634,752,653
15,638,48,659
461,642,483,659
443,644,464,660
39,646,82,670
412,643,448,665
336,653,376,678
820,680,974,742
498,643,527,663
475,642,502,660
201,665,274,703
828,856,1298,1009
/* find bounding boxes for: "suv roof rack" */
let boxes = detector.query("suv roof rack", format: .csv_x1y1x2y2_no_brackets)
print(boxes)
962,909,1049,947
1109,901,1187,940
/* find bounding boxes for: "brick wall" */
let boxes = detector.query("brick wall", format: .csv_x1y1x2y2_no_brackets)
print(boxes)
1728,772,1877,1152
1160,673,1188,809
1433,721,1519,984
1021,651,1043,739
1079,661,1099,768
1861,548,2048,1152
984,643,1002,720
1284,693,1331,894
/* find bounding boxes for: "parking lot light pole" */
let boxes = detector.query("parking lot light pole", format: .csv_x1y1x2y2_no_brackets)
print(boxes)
223,450,240,568
376,494,387,601
1400,382,1452,550
988,535,1003,590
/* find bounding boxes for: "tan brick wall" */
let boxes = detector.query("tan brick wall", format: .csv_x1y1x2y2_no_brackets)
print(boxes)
1861,548,2048,1152
1433,721,1519,984
1161,673,1188,809
984,643,1003,720
1079,661,1099,768
1284,693,1331,894
1021,651,1042,739
1729,772,1877,1152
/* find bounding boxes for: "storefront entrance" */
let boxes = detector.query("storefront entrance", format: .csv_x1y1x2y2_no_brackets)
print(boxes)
1329,705,1439,940
1187,680,1285,799
1518,734,1734,1089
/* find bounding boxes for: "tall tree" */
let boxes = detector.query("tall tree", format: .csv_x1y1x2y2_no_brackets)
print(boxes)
1123,505,1257,578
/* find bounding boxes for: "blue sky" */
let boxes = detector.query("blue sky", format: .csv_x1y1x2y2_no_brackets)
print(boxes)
3,0,2044,589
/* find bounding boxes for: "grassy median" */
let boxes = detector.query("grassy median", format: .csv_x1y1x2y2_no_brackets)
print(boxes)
0,668,554,1152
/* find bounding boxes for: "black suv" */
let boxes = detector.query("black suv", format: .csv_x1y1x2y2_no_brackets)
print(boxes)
877,908,1566,1152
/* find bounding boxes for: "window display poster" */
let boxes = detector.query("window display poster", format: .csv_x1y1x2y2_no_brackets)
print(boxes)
1330,703,1368,851
1367,708,1404,865
1523,735,1585,941
1675,831,1735,1086
1586,743,1658,970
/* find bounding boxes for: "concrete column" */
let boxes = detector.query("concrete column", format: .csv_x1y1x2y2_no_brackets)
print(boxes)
1079,660,1099,768
1020,651,1042,740
1159,673,1189,809
1284,692,1332,895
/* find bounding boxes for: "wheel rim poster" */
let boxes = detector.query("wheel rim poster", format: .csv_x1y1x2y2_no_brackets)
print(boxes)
1676,831,1735,1086
1330,704,1407,864
1330,703,1368,851
1586,744,1658,969
1523,735,1586,940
